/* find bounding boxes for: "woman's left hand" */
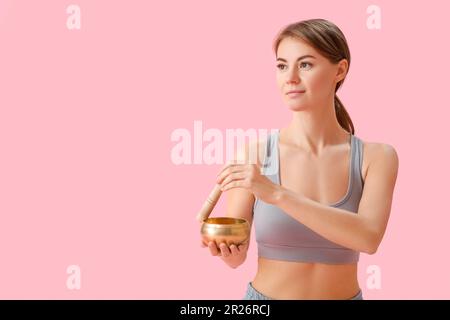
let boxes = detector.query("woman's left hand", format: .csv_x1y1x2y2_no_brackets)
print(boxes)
216,160,282,205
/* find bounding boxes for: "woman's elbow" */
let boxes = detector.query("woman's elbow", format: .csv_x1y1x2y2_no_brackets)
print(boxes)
363,244,378,255
362,234,382,255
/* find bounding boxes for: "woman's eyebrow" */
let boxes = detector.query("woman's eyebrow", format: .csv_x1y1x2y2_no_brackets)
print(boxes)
276,55,316,62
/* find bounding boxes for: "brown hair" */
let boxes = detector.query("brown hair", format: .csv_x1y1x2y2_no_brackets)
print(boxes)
273,19,355,134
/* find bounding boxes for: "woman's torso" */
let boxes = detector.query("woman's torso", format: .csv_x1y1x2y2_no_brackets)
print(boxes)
252,128,375,299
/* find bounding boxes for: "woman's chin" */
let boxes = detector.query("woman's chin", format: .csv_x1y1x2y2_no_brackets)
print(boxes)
287,103,309,111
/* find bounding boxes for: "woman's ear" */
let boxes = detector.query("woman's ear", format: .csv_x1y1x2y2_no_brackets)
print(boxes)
335,59,348,83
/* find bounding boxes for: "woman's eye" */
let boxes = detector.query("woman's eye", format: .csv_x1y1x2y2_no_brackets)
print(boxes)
299,62,312,69
276,62,312,71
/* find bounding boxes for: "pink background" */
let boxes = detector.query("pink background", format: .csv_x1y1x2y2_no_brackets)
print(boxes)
0,0,448,299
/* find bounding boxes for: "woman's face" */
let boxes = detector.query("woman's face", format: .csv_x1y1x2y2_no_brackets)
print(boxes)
276,37,347,112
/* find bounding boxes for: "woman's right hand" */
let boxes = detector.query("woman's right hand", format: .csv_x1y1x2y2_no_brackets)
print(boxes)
201,240,249,269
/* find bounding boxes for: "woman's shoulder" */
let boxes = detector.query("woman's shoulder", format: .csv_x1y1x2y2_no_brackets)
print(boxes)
358,137,399,173
359,137,397,157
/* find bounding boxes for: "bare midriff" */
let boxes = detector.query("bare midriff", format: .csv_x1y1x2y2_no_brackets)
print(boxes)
251,257,360,300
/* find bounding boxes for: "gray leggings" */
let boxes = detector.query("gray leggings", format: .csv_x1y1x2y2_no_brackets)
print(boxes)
243,282,363,300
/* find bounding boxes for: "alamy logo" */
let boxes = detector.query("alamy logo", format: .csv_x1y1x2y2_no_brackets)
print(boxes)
366,264,382,290
170,121,277,169
366,5,381,30
66,4,81,30
66,265,81,290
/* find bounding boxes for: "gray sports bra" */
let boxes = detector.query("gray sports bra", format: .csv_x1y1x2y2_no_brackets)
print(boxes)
253,129,364,264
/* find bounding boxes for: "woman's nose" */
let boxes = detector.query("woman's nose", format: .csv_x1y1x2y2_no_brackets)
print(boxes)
286,69,300,84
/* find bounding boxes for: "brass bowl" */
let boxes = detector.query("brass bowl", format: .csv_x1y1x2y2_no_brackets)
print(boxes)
200,217,250,247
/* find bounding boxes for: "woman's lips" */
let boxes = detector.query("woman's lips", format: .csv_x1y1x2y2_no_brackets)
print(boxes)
287,90,305,98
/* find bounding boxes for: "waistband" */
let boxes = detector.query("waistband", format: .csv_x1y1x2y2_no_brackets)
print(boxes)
245,282,364,300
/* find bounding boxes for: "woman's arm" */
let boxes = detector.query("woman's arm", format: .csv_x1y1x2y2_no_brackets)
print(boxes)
206,138,266,268
273,143,399,254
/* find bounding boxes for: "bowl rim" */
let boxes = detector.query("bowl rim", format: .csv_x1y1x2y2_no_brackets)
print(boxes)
202,217,249,227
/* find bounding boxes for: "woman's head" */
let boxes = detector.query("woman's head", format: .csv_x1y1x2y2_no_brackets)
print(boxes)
273,19,354,134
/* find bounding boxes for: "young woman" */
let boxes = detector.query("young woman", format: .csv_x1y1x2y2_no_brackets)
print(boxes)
201,18,399,300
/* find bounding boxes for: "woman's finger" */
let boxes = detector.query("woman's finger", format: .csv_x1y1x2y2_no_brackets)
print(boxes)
208,241,219,256
237,241,248,252
219,172,247,188
230,244,240,256
222,180,245,192
217,160,238,176
216,163,244,184
219,243,231,257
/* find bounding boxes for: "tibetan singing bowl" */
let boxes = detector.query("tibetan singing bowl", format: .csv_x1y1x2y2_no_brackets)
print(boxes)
200,217,250,247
